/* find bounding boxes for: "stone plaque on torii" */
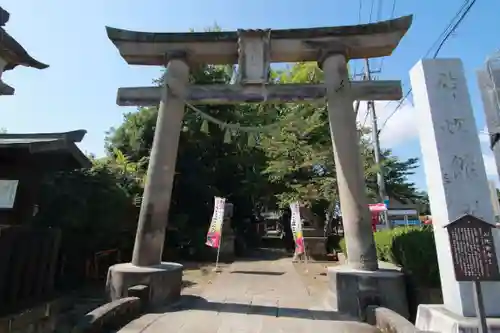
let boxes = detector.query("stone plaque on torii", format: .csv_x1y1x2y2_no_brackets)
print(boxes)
105,16,413,308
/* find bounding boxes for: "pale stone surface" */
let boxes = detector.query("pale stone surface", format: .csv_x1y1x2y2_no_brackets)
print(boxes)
328,264,408,319
106,262,183,308
416,304,500,333
477,69,500,180
323,53,378,271
117,256,376,332
410,59,500,317
131,58,189,267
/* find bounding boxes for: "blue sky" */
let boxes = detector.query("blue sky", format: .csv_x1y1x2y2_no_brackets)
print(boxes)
1,0,499,191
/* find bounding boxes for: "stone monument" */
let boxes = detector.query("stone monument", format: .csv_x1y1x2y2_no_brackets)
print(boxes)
218,202,235,261
411,59,500,332
477,56,500,181
105,16,412,313
0,6,48,95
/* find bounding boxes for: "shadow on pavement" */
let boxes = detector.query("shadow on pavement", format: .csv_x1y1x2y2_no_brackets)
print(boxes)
229,270,285,276
237,248,293,262
153,295,356,322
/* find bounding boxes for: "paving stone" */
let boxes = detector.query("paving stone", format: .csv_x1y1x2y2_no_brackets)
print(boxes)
117,254,372,332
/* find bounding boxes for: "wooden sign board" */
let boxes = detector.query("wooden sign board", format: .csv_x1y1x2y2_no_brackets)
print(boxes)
445,214,500,282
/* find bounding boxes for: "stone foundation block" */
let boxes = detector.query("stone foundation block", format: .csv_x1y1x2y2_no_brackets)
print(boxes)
106,262,183,309
416,304,500,333
328,263,409,320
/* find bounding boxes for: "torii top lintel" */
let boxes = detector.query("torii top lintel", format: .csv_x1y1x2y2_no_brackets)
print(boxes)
106,15,413,66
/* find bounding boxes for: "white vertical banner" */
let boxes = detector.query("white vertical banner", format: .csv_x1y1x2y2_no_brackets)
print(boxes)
289,202,305,254
206,197,226,248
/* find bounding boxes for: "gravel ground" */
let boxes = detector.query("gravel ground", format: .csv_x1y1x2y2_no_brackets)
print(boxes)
293,261,338,300
180,261,231,295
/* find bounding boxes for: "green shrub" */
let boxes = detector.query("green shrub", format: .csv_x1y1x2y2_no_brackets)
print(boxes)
339,226,439,288
339,238,346,256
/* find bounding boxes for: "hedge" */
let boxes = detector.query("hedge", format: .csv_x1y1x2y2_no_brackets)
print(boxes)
339,226,440,288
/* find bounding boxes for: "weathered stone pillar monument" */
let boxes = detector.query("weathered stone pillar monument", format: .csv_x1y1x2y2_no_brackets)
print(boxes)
412,59,500,332
0,6,48,95
105,16,413,312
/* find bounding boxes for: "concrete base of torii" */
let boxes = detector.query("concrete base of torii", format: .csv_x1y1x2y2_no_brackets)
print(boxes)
327,263,408,320
106,262,183,309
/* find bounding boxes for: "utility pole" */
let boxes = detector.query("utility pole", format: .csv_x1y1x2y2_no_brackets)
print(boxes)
364,59,391,229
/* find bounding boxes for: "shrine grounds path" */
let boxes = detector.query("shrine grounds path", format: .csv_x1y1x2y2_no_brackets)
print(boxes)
116,250,378,333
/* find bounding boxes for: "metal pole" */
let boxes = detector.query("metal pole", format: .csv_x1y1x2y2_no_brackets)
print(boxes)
214,233,222,272
213,220,224,273
364,59,390,229
473,280,488,333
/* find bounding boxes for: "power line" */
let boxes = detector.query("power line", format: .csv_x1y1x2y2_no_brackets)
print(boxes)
378,0,397,72
357,0,383,120
379,0,477,133
352,0,365,79
369,0,376,22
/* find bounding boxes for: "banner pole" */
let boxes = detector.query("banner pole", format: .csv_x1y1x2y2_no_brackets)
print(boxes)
214,228,223,272
303,241,309,273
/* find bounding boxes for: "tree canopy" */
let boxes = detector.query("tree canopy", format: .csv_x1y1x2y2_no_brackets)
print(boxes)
32,59,425,274
104,61,422,219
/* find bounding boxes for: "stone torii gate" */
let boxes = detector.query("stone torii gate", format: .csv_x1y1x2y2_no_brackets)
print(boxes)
105,16,413,313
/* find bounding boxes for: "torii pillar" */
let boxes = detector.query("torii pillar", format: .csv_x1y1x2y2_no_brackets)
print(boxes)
105,16,413,315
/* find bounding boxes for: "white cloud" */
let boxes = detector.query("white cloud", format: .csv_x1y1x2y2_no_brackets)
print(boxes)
354,100,500,186
356,100,418,148
479,125,490,145
483,152,497,176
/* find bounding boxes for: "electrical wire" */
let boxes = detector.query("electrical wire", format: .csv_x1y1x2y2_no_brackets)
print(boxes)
352,0,364,78
358,0,381,124
379,0,477,133
369,0,376,22
378,0,397,72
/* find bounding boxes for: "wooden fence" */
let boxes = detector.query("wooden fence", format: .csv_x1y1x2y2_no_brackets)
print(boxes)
0,225,61,315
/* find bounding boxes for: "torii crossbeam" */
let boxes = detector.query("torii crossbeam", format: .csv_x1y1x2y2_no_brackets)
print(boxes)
105,15,413,310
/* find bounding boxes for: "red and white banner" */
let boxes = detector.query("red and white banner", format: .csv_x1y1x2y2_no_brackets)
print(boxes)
205,197,226,248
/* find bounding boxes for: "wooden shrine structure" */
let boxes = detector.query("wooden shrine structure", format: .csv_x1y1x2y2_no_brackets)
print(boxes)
105,16,413,309
0,130,90,315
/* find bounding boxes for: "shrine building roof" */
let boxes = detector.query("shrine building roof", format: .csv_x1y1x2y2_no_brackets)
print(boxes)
0,130,91,170
0,6,49,72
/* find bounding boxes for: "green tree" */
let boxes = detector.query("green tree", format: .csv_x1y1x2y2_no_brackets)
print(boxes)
105,63,275,241
104,59,422,240
414,191,431,215
34,163,140,286
261,62,422,210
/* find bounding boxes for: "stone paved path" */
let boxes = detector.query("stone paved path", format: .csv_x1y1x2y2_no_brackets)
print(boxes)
117,253,378,333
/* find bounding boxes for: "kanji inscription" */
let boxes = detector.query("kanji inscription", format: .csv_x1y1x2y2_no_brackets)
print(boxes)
446,214,500,281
